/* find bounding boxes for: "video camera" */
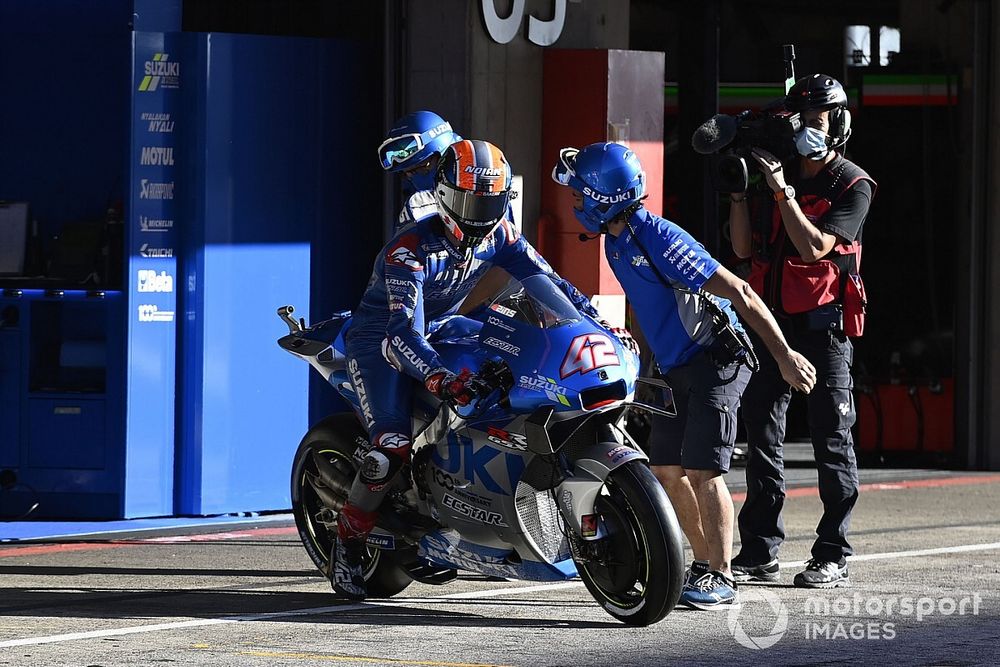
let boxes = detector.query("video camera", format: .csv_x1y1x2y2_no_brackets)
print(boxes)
691,44,802,193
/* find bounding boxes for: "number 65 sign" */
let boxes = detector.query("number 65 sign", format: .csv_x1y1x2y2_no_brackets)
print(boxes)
480,0,567,47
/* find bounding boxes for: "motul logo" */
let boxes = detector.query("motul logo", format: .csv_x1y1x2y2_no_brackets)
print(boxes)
560,333,620,379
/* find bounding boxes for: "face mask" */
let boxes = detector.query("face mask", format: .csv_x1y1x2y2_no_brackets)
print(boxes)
407,169,437,192
795,127,830,160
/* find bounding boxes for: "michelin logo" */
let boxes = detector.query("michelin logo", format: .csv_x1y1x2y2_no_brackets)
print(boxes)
139,216,173,232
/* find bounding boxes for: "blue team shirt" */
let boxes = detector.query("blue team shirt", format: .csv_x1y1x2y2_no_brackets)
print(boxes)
605,207,743,373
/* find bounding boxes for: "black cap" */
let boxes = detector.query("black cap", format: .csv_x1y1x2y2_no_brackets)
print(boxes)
785,74,848,112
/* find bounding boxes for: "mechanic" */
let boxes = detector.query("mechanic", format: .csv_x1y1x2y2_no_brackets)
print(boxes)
553,141,816,609
727,74,875,589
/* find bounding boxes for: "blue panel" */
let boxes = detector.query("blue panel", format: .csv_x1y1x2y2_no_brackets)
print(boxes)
132,0,182,32
174,32,334,514
0,322,21,469
27,398,106,470
124,32,181,517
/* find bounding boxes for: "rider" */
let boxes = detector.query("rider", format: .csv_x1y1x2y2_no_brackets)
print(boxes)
333,139,613,600
378,110,462,229
553,142,816,609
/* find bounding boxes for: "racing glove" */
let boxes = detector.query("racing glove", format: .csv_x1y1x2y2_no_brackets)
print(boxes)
425,368,486,407
597,318,641,358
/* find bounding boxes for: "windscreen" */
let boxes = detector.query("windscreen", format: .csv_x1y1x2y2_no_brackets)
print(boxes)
487,274,582,329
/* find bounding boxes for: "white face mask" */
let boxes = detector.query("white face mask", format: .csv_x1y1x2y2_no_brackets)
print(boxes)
795,127,830,160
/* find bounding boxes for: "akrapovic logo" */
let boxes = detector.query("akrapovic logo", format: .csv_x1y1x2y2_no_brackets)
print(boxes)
582,185,635,205
140,112,174,133
140,146,174,166
140,179,174,200
391,336,430,375
463,166,504,178
348,358,374,427
138,53,180,91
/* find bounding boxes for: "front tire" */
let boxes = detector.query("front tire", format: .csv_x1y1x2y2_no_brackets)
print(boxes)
575,461,685,626
290,413,413,598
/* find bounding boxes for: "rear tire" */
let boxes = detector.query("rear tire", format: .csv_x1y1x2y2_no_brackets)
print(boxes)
290,413,413,598
575,461,685,625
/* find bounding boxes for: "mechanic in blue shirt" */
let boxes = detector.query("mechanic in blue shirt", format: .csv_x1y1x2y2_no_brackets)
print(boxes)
332,139,609,600
553,142,816,609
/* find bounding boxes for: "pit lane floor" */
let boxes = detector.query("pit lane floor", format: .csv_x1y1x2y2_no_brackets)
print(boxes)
1,469,999,667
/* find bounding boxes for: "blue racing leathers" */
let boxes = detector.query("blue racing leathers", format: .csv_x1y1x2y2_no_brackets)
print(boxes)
341,216,598,520
604,207,743,373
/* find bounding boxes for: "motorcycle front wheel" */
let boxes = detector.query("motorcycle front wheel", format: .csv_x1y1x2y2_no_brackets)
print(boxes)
290,413,413,598
575,461,685,626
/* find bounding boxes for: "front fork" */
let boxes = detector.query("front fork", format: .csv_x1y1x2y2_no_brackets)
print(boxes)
555,423,648,545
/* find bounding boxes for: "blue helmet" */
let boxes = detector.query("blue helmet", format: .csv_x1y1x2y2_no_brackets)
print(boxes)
378,110,462,191
552,142,646,233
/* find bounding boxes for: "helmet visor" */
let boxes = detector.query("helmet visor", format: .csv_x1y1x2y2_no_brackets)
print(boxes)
439,182,510,224
378,133,423,170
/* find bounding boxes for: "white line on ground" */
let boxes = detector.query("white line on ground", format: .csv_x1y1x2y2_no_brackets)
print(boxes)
2,540,999,648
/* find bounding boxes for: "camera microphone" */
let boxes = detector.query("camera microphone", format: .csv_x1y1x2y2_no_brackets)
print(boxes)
692,114,738,155
578,232,601,242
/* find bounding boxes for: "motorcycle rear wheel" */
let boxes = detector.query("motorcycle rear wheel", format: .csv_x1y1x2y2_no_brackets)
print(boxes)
575,461,684,626
290,413,413,598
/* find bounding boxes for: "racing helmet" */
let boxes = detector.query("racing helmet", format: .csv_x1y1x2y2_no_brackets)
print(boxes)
434,139,513,248
552,142,646,233
378,110,461,189
785,74,852,148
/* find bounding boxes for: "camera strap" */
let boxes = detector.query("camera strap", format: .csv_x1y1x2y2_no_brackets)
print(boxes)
623,220,760,375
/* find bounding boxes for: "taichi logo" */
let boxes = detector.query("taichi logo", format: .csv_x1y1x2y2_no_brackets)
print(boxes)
138,53,180,91
139,244,173,258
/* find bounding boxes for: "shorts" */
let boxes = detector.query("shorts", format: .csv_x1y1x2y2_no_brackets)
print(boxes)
647,348,751,473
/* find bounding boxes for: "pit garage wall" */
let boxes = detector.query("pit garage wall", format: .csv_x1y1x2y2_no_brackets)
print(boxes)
402,0,630,243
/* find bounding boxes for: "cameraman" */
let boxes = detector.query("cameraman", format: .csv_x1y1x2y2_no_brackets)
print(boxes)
728,74,875,588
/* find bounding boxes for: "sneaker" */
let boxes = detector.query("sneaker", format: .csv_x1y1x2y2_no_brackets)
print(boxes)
793,559,849,589
330,534,367,600
682,560,711,594
731,558,781,583
680,571,739,610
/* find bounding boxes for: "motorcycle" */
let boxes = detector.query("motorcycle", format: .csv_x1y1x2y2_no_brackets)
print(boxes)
276,274,684,625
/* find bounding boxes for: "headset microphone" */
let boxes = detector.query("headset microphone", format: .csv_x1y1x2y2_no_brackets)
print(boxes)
578,232,601,242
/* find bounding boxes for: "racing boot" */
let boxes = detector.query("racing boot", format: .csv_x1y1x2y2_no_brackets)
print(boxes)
330,503,376,601
330,533,367,600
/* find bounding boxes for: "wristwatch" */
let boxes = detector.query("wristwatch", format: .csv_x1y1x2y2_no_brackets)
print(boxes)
774,184,796,202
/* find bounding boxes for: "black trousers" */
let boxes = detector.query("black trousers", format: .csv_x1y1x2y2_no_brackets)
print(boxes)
737,325,860,564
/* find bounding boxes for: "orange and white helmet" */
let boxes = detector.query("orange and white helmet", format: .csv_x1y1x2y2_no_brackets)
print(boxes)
434,139,513,247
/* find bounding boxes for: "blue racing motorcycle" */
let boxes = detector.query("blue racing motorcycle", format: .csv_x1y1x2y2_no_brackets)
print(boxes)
276,274,684,625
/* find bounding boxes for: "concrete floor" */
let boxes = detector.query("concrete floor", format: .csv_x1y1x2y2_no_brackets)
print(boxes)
0,468,998,666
